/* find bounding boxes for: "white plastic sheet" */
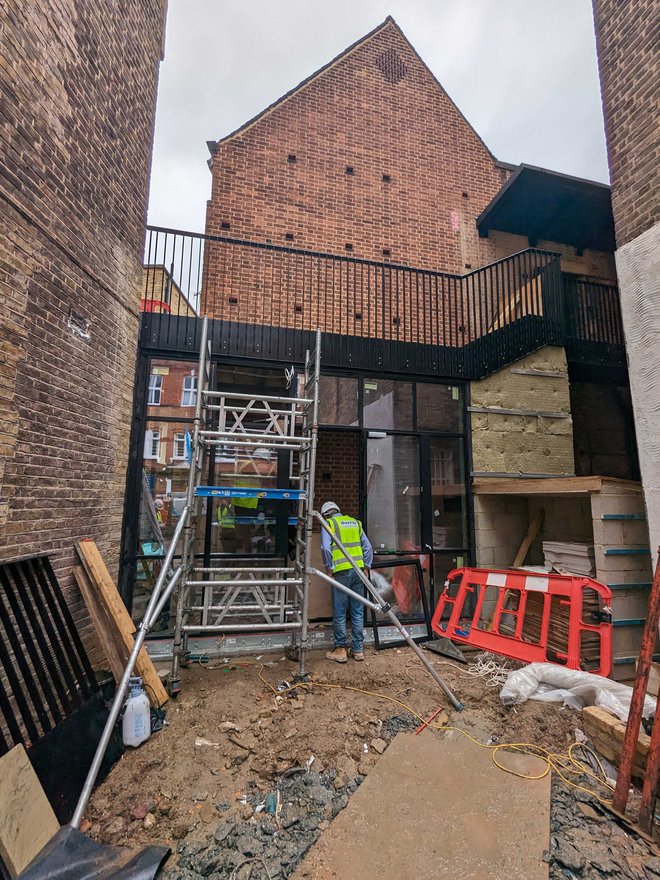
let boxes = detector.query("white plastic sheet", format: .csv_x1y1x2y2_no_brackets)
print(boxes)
500,662,656,721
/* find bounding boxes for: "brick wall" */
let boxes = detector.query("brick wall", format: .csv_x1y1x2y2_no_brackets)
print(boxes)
314,431,361,525
592,0,660,246
0,1,166,663
202,18,509,327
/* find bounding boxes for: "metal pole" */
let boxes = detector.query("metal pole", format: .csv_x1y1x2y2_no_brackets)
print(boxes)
311,568,381,611
312,512,464,711
171,317,210,691
298,330,321,679
639,680,660,833
613,551,660,813
71,507,189,829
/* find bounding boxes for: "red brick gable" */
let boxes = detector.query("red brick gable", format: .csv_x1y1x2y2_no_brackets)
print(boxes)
205,18,506,276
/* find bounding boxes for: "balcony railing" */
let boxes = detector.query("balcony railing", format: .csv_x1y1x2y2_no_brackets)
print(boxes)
140,226,624,378
563,276,625,366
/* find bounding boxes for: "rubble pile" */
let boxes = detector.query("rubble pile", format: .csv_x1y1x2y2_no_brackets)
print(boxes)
162,767,363,880
549,777,660,879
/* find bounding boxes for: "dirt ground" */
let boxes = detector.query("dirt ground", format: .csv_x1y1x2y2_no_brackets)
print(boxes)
86,646,581,853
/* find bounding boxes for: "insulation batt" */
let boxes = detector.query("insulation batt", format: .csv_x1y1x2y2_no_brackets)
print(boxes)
500,662,656,721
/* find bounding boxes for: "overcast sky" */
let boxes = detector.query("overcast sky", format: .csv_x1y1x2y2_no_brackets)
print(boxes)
147,0,609,233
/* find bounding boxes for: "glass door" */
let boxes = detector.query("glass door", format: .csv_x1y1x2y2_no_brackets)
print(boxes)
366,434,421,551
421,435,468,608
366,434,430,623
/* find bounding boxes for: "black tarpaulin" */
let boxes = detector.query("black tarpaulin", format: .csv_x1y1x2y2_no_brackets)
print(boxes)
18,826,170,880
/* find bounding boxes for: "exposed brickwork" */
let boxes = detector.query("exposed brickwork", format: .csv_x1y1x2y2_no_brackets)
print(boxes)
200,17,618,353
592,0,660,246
203,19,509,325
0,1,166,664
314,431,361,525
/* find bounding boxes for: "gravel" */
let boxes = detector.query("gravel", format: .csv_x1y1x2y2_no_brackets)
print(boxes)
549,775,660,879
161,767,363,880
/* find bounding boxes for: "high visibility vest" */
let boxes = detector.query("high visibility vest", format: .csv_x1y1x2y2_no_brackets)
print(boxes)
234,467,259,510
217,504,236,529
327,515,365,572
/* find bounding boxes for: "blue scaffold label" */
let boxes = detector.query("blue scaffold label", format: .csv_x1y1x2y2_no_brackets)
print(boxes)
195,486,305,500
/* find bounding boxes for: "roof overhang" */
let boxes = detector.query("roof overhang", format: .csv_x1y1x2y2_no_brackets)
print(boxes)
476,164,615,253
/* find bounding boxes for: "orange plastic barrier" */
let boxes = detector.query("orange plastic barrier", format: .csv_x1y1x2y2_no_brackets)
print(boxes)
431,567,612,676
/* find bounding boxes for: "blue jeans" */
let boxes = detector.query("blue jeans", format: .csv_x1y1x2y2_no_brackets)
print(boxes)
331,569,365,652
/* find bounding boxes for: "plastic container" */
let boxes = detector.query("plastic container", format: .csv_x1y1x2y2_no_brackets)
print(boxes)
122,676,151,747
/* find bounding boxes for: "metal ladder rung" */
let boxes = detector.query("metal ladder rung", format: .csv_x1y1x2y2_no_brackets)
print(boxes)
203,390,312,406
182,622,303,633
193,566,297,574
193,579,303,587
189,604,297,614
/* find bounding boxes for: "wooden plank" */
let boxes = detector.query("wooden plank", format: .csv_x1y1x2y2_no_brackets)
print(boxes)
76,540,168,707
73,566,126,683
473,476,604,496
486,509,546,632
513,508,545,567
0,744,59,878
583,705,649,781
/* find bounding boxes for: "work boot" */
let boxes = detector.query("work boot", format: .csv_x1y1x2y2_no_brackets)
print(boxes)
352,651,365,662
325,647,348,663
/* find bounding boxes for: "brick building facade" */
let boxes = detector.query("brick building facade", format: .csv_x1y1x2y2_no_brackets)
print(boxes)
201,18,618,347
126,16,638,649
592,0,660,548
0,1,167,660
145,359,198,499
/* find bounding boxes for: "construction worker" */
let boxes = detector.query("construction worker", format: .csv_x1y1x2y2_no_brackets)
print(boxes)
216,499,236,553
234,447,276,552
154,497,165,527
320,501,373,663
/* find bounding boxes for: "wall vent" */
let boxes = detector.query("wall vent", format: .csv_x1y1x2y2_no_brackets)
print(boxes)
376,48,407,85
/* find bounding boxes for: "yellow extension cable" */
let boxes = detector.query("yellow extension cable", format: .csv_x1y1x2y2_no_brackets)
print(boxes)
257,667,615,806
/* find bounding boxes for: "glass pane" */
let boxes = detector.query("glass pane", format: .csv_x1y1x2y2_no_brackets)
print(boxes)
135,418,194,625
363,379,413,430
433,552,469,620
211,447,282,556
370,557,430,623
367,435,420,550
416,383,463,432
216,364,289,391
318,376,359,426
148,358,197,413
429,437,467,548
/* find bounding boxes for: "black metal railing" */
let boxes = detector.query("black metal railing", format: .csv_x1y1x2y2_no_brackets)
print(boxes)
0,556,98,754
563,276,625,366
140,226,622,378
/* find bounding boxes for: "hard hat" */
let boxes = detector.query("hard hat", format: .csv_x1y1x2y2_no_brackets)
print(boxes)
252,447,272,461
321,501,340,517
154,499,164,510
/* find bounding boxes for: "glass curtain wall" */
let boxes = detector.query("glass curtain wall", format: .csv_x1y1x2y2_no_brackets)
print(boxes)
319,375,469,622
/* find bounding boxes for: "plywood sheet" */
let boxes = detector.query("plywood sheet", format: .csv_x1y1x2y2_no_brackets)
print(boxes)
292,730,550,880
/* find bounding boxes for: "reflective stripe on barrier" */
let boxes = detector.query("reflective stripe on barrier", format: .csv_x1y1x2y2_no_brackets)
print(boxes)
431,567,613,677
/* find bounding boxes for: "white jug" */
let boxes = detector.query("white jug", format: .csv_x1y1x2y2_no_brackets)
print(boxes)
122,677,151,747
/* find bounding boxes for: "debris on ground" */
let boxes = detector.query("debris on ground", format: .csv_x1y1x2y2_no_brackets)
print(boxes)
160,769,362,880
549,774,660,879
85,648,660,879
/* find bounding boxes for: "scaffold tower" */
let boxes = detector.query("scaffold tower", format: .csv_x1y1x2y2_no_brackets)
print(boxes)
169,318,321,693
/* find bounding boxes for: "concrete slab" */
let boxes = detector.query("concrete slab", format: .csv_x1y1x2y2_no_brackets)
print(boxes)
292,730,550,880
0,744,59,878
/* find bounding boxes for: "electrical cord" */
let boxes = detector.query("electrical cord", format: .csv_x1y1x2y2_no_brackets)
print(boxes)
257,667,615,805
